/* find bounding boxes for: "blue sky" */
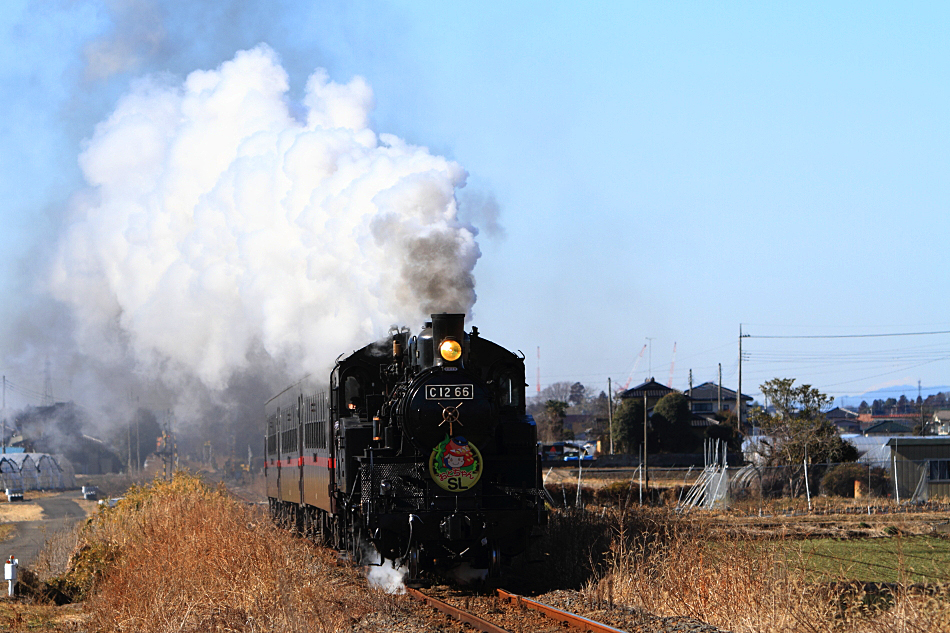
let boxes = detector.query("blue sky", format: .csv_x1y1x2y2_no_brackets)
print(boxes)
2,1,950,410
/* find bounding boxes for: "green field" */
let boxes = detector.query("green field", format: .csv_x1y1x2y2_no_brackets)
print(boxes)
786,536,950,584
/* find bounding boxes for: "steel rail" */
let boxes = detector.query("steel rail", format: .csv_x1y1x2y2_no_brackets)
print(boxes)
496,589,627,633
406,587,511,633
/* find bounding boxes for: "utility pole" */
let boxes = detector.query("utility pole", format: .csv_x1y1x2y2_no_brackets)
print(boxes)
688,369,693,396
43,359,53,406
738,325,748,432
127,389,132,474
536,347,541,397
643,393,649,500
718,364,722,412
607,377,614,455
2,376,5,454
646,337,654,379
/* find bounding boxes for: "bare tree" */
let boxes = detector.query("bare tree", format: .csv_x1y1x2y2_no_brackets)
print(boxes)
537,382,572,404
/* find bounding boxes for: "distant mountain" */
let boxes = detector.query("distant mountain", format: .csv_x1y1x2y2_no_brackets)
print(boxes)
837,384,950,409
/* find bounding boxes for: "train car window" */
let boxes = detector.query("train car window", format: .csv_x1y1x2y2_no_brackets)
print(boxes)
303,396,314,448
304,393,328,449
317,395,328,449
267,413,278,456
280,406,298,453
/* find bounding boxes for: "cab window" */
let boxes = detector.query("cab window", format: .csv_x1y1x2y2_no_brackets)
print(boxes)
343,374,364,416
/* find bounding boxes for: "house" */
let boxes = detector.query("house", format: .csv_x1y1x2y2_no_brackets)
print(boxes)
932,411,950,435
857,413,920,434
619,378,676,409
685,381,753,417
826,407,861,434
888,437,950,501
562,414,607,442
621,378,751,431
864,420,914,436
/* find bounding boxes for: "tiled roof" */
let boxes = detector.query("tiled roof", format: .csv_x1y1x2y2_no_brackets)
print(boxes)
686,381,753,402
620,378,677,399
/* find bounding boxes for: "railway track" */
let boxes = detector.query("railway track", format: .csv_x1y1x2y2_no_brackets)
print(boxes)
405,586,731,633
407,587,631,633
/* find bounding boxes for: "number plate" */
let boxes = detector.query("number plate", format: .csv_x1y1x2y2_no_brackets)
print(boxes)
426,384,474,400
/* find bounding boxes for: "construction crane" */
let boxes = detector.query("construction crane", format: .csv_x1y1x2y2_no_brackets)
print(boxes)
620,344,648,391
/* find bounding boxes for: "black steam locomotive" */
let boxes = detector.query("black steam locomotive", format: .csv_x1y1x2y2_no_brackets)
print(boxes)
265,313,546,580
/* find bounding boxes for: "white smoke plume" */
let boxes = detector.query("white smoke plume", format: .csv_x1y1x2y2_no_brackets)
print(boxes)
362,545,408,595
50,45,479,399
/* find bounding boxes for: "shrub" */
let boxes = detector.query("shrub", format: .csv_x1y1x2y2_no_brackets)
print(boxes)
821,463,889,497
40,473,383,632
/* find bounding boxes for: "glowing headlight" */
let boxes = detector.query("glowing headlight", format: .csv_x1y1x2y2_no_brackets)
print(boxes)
439,339,462,362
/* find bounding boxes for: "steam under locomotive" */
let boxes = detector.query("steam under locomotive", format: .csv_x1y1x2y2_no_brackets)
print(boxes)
265,313,547,580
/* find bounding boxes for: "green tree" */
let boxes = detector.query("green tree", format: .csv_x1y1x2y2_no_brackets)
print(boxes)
537,400,569,443
651,392,699,453
706,409,743,452
568,382,587,406
750,378,857,466
611,397,644,454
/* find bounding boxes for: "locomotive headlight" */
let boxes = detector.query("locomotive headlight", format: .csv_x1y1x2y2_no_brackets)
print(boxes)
439,339,462,362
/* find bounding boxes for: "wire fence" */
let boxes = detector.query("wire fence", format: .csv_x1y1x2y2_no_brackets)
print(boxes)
545,455,950,513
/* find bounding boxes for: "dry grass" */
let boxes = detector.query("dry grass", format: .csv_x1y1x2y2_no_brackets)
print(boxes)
27,472,389,632
583,505,950,632
0,503,44,523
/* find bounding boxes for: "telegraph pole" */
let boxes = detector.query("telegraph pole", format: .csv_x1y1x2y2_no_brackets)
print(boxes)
646,337,655,379
607,377,614,455
718,364,722,412
127,389,132,474
738,325,749,430
643,393,649,499
536,347,541,397
43,359,53,406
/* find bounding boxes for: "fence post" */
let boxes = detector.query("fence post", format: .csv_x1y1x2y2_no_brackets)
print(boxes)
893,455,900,504
803,458,812,512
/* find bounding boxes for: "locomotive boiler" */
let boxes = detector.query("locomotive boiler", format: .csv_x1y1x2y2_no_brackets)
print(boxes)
265,313,547,580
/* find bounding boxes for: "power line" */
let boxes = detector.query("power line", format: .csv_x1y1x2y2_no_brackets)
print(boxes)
749,329,950,340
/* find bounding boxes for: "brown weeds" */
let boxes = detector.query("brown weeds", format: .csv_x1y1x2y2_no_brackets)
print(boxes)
585,505,950,633
45,473,381,632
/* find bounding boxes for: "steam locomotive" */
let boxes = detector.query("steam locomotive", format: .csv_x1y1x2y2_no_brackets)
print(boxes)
265,313,547,580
